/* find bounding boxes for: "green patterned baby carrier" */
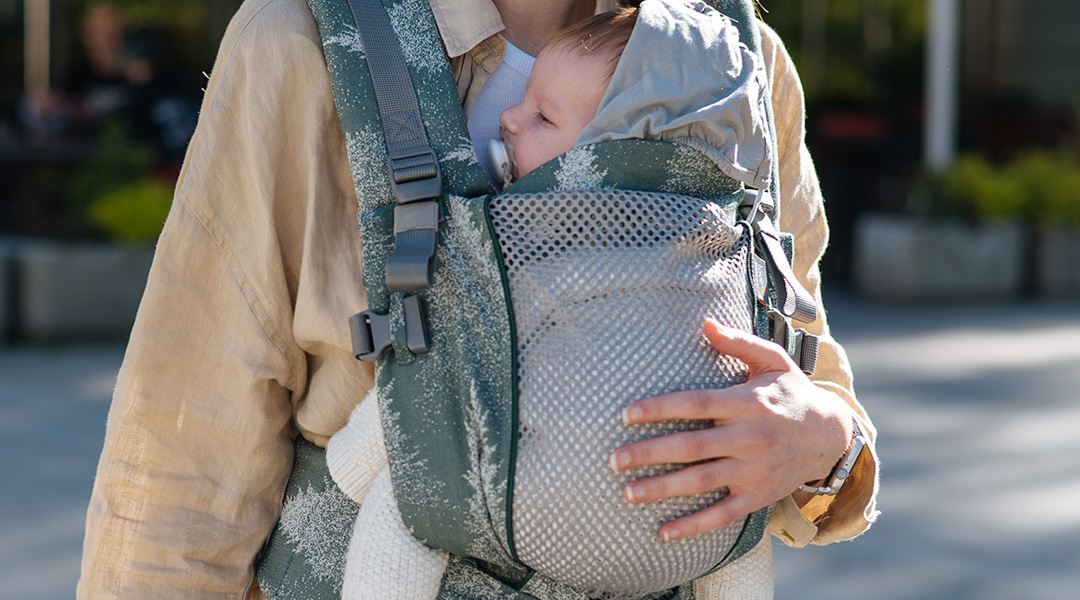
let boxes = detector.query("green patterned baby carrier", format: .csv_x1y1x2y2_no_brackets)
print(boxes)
257,0,821,598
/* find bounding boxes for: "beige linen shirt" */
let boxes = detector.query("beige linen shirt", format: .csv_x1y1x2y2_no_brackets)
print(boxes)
78,0,879,597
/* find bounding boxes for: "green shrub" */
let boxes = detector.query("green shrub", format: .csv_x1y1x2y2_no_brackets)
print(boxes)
1008,150,1080,229
87,178,174,243
942,154,1025,222
918,150,1080,229
66,121,157,217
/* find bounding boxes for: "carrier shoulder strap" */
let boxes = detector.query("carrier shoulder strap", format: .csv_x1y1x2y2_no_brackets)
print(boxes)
334,0,495,362
344,0,440,293
340,0,441,362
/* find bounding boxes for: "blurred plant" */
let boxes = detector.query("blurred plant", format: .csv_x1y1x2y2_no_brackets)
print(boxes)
64,121,172,242
942,154,1025,222
87,177,173,243
1011,150,1080,230
907,149,1080,230
759,0,926,106
66,120,155,202
67,0,243,68
71,0,206,36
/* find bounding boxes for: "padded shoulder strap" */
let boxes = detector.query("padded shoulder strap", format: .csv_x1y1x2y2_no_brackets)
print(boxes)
307,0,491,215
348,0,444,292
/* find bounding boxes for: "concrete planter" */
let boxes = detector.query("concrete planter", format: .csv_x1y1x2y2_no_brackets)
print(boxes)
1034,226,1080,297
15,239,155,341
854,213,1026,303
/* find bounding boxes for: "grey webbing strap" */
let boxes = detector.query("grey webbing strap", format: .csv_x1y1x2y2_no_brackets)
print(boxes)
346,0,429,159
346,0,441,291
741,189,818,324
792,329,819,376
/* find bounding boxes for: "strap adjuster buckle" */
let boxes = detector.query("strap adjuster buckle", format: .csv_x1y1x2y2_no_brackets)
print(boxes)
768,311,819,375
349,295,430,362
388,147,442,204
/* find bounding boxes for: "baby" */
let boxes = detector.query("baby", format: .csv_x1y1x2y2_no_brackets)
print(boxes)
327,1,773,598
489,7,637,188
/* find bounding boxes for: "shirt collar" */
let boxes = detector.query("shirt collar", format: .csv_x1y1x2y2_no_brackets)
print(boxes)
427,0,504,58
428,0,624,58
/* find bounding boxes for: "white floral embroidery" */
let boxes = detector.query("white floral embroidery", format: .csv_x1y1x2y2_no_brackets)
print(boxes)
277,479,357,582
345,127,392,214
324,25,365,55
555,146,608,191
388,0,446,75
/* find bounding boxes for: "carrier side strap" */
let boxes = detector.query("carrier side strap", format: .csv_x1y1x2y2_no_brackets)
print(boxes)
346,0,441,291
741,190,818,324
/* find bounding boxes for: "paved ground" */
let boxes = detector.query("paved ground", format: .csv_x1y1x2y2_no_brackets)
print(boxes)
2,290,1079,599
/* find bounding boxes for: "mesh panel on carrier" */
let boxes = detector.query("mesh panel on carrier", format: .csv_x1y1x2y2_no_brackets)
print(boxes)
488,189,754,598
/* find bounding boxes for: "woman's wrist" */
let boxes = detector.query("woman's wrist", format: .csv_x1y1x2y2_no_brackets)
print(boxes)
798,417,865,497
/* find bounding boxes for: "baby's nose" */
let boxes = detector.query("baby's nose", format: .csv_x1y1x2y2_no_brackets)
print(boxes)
499,105,520,134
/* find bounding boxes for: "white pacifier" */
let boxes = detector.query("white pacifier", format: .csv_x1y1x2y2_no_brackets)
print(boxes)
488,138,514,191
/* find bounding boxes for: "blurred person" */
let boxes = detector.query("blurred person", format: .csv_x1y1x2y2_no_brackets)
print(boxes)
122,28,200,161
21,2,197,155
73,2,130,119
20,2,130,140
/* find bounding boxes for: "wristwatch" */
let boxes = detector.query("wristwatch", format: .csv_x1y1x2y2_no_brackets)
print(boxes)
798,418,867,496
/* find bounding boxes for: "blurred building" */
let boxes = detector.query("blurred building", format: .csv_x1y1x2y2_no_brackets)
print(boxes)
962,0,1080,160
765,0,1080,282
1,0,241,237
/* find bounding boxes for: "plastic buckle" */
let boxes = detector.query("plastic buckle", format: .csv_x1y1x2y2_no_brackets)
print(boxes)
387,201,439,292
768,311,818,375
348,295,430,362
739,188,774,221
350,310,392,362
388,147,442,204
768,310,790,350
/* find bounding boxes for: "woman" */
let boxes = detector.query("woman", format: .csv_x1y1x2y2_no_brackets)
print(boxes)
78,0,878,597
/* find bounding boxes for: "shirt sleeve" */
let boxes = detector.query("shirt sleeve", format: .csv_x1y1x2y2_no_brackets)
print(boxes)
76,0,334,595
757,22,880,547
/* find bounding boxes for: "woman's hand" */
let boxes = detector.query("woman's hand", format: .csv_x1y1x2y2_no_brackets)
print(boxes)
608,319,853,542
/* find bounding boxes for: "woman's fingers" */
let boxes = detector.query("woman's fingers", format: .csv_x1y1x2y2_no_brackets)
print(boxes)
620,387,738,428
607,319,853,540
619,456,741,504
610,426,737,472
702,319,795,375
620,320,793,427
657,491,767,542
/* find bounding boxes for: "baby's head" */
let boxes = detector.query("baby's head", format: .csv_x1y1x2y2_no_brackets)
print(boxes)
496,9,637,183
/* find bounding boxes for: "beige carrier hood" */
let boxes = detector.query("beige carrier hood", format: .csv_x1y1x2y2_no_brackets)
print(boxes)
575,0,773,190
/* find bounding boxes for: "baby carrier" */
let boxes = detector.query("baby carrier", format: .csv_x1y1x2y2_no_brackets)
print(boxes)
256,0,821,598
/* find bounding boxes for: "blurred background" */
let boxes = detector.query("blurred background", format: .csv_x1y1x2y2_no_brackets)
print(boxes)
0,0,1078,599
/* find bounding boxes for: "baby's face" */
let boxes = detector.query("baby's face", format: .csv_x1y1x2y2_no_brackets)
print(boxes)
499,44,610,180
